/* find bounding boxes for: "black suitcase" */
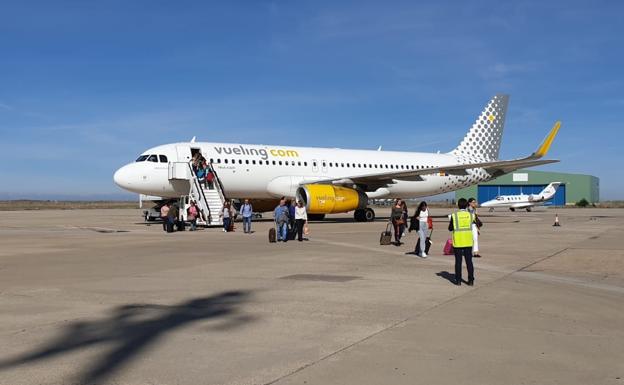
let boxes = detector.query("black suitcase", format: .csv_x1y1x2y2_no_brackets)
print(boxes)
415,237,432,254
269,228,277,243
287,228,296,240
176,220,185,231
166,221,174,233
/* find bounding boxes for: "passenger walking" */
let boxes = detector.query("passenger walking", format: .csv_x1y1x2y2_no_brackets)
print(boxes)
168,203,179,232
468,198,483,258
401,200,409,237
391,199,405,246
416,201,429,258
205,164,215,190
287,200,296,239
187,200,198,231
241,199,253,234
196,160,207,187
448,198,476,286
294,200,307,242
220,202,232,232
274,199,290,242
160,202,170,232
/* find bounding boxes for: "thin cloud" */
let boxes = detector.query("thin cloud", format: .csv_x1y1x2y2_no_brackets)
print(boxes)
0,102,14,110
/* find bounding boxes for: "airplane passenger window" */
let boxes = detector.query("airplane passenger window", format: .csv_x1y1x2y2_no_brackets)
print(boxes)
304,162,308,166
313,162,317,167
292,161,296,166
216,158,221,163
252,160,256,165
245,160,249,164
341,163,344,167
272,161,276,165
279,161,282,166
224,159,228,164
159,155,168,163
346,163,350,168
258,160,263,165
135,155,149,162
147,155,158,162
238,159,243,164
210,158,214,163
298,161,302,166
322,162,326,167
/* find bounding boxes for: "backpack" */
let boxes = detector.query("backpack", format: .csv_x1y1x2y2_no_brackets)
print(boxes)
277,208,289,224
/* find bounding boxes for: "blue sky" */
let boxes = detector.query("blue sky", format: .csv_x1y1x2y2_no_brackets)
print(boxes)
1,1,623,200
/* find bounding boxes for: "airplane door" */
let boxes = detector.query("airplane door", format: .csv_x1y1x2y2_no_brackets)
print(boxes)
176,146,191,162
321,160,328,173
312,159,319,173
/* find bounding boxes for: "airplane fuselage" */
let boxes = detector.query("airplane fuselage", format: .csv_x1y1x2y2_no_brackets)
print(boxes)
114,141,494,200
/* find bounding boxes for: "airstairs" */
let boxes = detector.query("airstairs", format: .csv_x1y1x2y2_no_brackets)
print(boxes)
168,162,226,226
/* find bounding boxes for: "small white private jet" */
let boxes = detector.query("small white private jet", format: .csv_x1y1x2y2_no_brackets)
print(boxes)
480,182,562,212
113,94,561,224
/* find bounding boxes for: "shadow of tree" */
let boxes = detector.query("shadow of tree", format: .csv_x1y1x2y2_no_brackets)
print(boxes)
0,290,254,384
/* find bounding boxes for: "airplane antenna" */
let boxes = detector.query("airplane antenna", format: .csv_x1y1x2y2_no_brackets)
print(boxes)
190,136,196,143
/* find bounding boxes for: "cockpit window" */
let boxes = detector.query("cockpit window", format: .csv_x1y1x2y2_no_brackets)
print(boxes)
135,155,149,162
147,155,158,162
159,155,168,163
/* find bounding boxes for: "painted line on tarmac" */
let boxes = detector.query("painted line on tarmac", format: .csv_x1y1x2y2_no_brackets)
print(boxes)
311,237,624,293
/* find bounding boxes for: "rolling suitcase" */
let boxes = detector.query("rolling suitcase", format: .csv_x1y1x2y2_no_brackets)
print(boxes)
380,223,393,245
415,229,433,255
176,220,185,231
415,237,432,255
269,227,277,243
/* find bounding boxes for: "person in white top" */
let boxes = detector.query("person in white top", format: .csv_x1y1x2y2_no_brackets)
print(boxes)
294,201,308,242
416,201,429,258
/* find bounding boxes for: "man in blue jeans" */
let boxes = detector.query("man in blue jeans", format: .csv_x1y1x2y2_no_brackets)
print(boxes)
274,199,290,242
241,199,253,234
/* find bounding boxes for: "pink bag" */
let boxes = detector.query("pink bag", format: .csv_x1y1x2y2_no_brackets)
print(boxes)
443,239,454,255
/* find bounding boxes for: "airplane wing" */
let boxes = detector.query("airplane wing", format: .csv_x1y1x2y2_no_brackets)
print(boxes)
304,121,561,190
510,202,537,209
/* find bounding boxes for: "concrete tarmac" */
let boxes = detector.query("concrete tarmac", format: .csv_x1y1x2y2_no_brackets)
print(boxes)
0,208,623,385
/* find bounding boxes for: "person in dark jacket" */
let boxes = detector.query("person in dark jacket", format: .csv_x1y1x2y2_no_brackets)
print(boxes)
391,199,405,246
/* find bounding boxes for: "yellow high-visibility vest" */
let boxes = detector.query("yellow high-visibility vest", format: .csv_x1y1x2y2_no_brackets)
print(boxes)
452,210,474,248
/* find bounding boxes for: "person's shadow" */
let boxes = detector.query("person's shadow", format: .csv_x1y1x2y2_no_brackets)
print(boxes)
436,271,457,284
0,290,254,384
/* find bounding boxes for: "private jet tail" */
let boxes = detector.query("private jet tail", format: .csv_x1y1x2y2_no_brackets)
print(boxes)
538,182,561,200
451,94,510,161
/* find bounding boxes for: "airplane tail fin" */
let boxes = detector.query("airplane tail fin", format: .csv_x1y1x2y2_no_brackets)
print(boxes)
451,94,509,161
539,182,561,199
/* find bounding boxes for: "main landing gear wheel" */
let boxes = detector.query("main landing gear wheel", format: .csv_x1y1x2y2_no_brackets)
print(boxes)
509,207,516,212
354,208,376,222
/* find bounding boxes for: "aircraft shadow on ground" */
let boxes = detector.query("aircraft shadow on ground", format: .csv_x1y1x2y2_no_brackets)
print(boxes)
0,290,255,384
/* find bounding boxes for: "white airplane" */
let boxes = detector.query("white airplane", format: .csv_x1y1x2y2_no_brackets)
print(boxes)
480,182,562,212
113,95,561,222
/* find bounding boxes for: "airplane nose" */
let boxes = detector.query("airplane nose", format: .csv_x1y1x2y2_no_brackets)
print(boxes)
113,164,133,190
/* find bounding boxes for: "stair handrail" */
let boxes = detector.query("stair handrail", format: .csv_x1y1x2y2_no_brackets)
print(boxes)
187,162,211,223
209,165,227,207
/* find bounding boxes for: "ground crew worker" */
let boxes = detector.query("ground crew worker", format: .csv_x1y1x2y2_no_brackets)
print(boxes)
448,198,476,286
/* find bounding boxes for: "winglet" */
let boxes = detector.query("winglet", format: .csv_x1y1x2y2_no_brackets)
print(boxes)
532,121,561,158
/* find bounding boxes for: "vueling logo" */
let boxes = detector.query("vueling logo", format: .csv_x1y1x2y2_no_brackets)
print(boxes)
214,145,299,160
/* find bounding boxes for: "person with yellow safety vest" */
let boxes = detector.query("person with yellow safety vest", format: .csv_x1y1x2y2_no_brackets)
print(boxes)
448,198,476,286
